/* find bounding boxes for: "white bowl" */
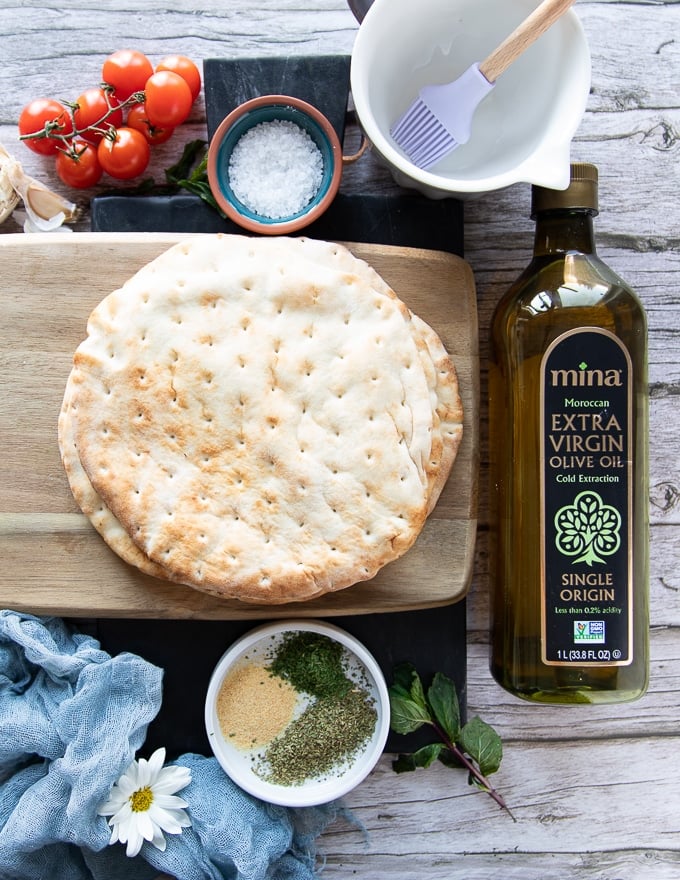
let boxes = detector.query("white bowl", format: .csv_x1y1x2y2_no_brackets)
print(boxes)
350,0,591,198
204,620,390,807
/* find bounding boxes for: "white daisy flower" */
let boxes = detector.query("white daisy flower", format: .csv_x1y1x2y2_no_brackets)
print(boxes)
98,747,192,858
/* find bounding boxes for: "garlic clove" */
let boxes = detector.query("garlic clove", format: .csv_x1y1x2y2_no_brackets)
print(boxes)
22,181,77,228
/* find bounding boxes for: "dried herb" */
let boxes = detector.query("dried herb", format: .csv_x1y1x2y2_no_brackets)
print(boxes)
389,662,513,818
269,631,351,699
260,687,377,786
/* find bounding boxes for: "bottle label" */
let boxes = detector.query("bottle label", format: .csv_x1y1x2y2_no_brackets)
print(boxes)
540,328,633,666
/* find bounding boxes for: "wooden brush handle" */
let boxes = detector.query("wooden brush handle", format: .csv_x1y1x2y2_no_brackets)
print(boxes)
479,0,576,83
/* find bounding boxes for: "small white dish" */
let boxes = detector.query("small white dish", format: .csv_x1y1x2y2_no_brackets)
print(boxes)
204,619,390,807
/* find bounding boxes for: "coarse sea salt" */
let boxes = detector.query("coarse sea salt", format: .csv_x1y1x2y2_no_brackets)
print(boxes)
228,119,325,220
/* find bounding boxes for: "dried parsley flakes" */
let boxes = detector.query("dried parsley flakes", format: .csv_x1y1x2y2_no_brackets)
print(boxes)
269,630,351,699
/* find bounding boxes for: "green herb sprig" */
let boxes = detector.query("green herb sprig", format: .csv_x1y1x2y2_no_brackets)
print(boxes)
97,138,225,213
164,139,224,216
389,663,514,818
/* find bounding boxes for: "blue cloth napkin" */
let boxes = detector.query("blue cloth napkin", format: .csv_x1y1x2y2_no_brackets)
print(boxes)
0,611,343,880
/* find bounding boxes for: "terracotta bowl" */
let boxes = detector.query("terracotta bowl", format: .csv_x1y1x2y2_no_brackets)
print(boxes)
207,95,344,235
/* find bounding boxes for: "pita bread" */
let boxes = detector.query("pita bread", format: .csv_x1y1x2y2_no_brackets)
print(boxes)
58,371,174,581
61,235,462,603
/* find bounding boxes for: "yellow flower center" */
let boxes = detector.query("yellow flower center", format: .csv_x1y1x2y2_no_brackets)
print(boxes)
130,786,153,813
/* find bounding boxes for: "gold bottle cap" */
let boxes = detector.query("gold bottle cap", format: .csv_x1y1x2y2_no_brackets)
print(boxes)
531,162,599,217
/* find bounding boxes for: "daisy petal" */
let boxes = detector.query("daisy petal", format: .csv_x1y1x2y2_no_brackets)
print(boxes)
137,810,156,843
169,809,192,830
125,759,142,786
149,805,186,835
105,802,131,833
115,774,138,799
164,807,192,828
125,825,144,859
136,757,151,789
153,794,189,810
153,765,192,794
151,825,167,852
148,747,167,776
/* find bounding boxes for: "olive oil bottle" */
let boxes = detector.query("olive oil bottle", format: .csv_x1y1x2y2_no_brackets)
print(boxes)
488,163,649,703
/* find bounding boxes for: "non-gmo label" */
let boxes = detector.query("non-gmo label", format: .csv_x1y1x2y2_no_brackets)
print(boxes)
574,620,605,644
540,328,633,666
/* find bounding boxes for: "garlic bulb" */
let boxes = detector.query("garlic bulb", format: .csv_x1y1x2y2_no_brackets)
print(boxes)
0,145,20,223
0,142,77,230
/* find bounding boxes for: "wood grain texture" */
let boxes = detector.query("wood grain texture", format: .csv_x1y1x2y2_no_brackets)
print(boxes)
1,1,679,877
0,233,478,617
479,0,577,82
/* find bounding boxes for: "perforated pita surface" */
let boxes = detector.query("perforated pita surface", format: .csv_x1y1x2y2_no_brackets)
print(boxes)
58,371,173,581
62,235,462,603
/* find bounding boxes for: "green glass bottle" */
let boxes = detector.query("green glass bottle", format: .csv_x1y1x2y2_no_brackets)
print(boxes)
488,163,649,703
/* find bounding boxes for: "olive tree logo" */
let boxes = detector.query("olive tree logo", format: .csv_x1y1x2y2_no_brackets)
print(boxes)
554,490,621,566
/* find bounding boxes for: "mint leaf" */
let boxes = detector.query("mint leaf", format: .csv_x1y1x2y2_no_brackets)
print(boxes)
459,716,503,778
393,742,444,773
388,688,432,734
391,662,427,706
388,663,432,734
390,661,417,697
409,665,428,708
427,671,460,742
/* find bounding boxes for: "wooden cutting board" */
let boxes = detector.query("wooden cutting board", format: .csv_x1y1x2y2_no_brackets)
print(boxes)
0,232,478,619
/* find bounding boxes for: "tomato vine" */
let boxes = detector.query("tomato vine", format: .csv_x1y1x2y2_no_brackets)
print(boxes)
17,51,201,188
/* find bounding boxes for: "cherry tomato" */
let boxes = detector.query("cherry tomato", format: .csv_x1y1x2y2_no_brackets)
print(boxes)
97,126,150,179
156,55,201,102
18,98,73,156
101,49,154,101
144,70,193,128
73,87,124,142
126,103,175,145
55,140,103,189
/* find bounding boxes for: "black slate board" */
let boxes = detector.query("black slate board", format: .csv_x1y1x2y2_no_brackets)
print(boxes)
78,607,467,759
86,54,468,760
203,55,352,144
91,191,464,256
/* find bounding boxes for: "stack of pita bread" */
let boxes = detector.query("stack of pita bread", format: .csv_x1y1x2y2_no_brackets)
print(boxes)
58,235,462,603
